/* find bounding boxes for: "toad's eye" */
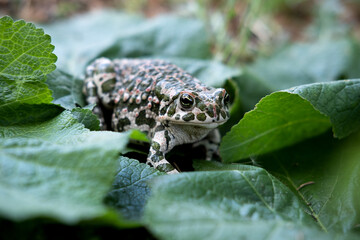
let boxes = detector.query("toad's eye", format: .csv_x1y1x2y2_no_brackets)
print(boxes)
180,93,195,110
223,92,230,106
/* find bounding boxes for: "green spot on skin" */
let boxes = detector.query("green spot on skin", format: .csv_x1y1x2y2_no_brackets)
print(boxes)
207,108,214,118
135,110,156,128
101,78,115,92
167,103,176,117
151,151,164,163
155,85,162,96
152,141,161,151
172,93,180,101
115,117,131,131
215,105,220,116
195,97,201,105
127,84,134,91
157,163,175,172
164,130,171,150
221,110,226,119
197,102,206,111
163,95,170,102
160,106,167,115
196,113,206,121
182,113,195,122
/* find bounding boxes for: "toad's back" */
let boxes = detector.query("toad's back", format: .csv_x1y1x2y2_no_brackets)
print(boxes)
84,58,213,133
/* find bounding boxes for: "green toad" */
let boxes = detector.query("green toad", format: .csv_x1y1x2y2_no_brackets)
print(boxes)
83,58,230,174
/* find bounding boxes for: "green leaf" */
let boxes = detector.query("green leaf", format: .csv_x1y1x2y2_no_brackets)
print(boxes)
0,103,63,126
46,68,100,130
144,168,332,240
221,79,360,162
0,16,59,126
256,132,360,234
288,80,360,139
0,16,57,82
71,108,100,131
220,92,331,162
105,157,163,221
0,80,57,125
46,69,85,109
129,129,149,143
0,111,130,224
193,159,254,171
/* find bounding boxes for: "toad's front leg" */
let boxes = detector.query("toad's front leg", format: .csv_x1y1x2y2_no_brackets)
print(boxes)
146,128,179,174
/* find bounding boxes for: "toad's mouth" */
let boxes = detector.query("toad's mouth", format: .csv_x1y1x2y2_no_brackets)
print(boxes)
166,119,228,129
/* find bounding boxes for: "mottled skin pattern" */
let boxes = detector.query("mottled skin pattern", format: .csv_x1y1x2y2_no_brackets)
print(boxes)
83,58,230,174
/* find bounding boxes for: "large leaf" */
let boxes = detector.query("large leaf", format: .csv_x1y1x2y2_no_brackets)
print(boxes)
220,92,331,162
144,168,334,240
0,111,131,225
221,80,360,162
0,16,58,125
255,132,360,234
0,16,57,82
105,157,163,221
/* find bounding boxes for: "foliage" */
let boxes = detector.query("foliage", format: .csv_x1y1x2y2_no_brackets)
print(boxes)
1,3,360,239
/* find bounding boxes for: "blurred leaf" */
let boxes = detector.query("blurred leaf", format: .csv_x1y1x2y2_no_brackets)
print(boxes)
43,11,212,77
105,157,163,221
0,111,130,225
307,0,349,39
144,168,333,240
345,39,360,79
129,129,149,143
256,132,360,234
238,38,355,110
220,92,331,162
166,58,241,88
249,39,352,88
42,10,143,76
100,15,211,62
46,69,85,109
